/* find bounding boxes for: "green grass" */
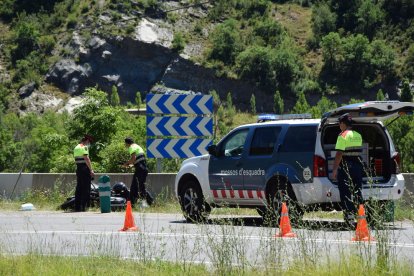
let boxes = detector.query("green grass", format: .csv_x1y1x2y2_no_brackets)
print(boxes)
0,255,209,276
0,254,412,276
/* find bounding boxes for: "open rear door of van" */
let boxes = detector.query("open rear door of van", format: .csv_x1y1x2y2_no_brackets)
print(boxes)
321,101,414,125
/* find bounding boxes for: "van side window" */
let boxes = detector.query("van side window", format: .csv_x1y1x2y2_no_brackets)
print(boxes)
221,129,249,157
249,127,281,156
280,125,317,152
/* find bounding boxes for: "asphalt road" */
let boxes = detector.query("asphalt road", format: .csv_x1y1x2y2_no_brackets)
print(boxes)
1,211,414,269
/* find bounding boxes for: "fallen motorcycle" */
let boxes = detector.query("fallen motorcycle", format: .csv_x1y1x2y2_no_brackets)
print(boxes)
59,182,128,211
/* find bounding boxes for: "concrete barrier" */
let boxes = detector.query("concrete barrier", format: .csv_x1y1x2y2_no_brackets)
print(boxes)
0,173,176,199
1,173,413,199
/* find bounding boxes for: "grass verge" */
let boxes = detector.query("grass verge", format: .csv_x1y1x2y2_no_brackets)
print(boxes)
0,254,412,276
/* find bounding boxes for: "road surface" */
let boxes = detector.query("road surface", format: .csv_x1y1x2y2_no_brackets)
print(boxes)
1,211,413,269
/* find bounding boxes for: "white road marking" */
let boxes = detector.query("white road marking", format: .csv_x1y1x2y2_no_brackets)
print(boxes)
3,230,414,249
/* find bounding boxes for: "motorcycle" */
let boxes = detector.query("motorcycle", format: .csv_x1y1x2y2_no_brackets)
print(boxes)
59,182,129,211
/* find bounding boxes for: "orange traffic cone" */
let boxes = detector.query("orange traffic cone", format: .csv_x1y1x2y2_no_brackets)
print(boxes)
275,202,296,238
352,204,374,242
119,201,139,232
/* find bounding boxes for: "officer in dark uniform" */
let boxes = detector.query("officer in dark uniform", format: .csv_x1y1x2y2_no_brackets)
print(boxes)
332,113,364,226
73,135,94,212
123,137,153,207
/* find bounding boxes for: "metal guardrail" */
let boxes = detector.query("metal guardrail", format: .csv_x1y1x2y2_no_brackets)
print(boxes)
0,173,413,199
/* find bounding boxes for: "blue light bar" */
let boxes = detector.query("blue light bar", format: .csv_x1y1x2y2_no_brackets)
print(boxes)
257,113,312,122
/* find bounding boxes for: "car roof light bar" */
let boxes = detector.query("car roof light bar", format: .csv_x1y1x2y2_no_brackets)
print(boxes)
257,113,312,122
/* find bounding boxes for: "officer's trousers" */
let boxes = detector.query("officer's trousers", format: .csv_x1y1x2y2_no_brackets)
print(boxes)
75,164,91,212
130,166,148,206
337,157,363,216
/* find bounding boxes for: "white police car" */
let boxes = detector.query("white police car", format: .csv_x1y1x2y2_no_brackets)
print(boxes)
175,101,414,222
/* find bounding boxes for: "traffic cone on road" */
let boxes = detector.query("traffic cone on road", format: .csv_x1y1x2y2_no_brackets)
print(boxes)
119,201,139,232
275,202,296,238
352,204,374,242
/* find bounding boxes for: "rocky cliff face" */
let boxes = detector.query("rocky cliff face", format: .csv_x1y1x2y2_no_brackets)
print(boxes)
45,17,275,112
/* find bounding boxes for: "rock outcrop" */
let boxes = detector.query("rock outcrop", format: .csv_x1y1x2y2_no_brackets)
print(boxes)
46,18,275,112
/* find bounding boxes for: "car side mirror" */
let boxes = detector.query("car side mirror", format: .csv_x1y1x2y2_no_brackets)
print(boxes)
207,144,218,156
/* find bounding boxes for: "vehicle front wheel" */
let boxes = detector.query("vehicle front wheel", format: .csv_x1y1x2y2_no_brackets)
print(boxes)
178,180,210,223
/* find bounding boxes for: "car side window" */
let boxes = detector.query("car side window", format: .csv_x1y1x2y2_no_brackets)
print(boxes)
249,127,281,156
221,129,249,157
280,125,317,152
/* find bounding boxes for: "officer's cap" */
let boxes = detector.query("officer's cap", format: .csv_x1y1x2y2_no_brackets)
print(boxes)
338,113,353,125
82,134,94,142
125,137,134,144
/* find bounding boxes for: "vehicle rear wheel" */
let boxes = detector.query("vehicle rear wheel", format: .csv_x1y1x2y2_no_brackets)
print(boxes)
178,180,210,223
262,180,304,226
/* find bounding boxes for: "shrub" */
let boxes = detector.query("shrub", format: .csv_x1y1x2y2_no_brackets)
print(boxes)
253,18,284,47
172,32,185,53
311,2,337,44
66,14,77,28
208,19,242,65
236,45,274,88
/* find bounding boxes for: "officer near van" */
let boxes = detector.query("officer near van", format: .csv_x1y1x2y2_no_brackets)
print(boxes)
73,135,95,212
123,137,153,207
332,113,364,225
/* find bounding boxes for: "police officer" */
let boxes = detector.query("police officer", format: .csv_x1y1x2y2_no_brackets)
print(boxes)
73,135,94,212
332,113,364,226
123,137,153,206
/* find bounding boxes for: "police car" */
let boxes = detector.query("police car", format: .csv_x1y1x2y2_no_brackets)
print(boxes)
175,101,414,222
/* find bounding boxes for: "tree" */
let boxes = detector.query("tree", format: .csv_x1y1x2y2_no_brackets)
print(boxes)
403,44,414,80
376,89,385,101
172,32,185,53
11,13,40,62
292,91,310,114
356,0,384,39
310,96,337,118
273,90,284,114
236,45,274,88
321,32,342,71
68,87,122,160
241,0,269,18
311,2,337,44
272,40,302,89
208,19,242,65
253,18,284,47
400,80,413,102
135,91,142,108
226,92,233,108
250,94,256,114
110,85,120,106
340,34,370,82
369,40,396,82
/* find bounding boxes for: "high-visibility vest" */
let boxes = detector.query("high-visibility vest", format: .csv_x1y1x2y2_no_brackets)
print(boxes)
335,130,363,156
74,143,89,163
129,144,146,167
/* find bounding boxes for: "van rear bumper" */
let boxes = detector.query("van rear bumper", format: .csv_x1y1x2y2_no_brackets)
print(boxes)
361,173,405,200
293,174,405,205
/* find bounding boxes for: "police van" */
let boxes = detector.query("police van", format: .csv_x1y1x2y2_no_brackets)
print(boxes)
175,101,414,222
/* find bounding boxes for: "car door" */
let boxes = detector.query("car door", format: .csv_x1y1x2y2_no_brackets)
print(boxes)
242,126,282,202
277,124,318,184
208,128,250,202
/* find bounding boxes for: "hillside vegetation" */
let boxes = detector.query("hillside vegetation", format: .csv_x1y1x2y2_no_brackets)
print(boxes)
0,0,414,173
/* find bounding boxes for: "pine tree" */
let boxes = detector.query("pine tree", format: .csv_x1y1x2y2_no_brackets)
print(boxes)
376,89,385,101
250,94,256,114
226,92,233,108
111,85,120,106
292,91,311,114
135,91,142,108
273,90,284,114
400,80,413,102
